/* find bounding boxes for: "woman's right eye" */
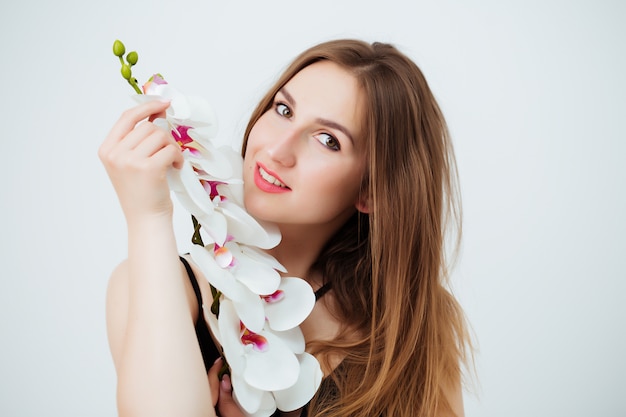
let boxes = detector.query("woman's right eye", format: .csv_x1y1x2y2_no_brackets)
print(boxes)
275,103,292,118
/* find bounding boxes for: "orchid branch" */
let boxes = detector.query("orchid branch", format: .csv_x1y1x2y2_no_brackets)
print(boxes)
110,40,321,415
112,39,205,248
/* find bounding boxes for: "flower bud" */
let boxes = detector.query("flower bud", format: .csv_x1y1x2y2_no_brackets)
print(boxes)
113,40,125,57
121,64,131,80
126,51,138,66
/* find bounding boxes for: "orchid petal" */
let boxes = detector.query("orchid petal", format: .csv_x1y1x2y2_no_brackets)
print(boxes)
232,292,265,333
202,303,221,345
131,93,171,106
253,394,278,417
262,290,285,303
219,146,244,179
266,326,305,354
186,130,233,178
166,166,185,192
177,163,215,207
241,326,269,352
214,245,234,268
273,353,323,412
240,245,287,273
189,245,246,302
219,200,281,249
189,151,233,180
230,375,265,414
174,190,227,245
142,74,168,94
171,163,228,244
230,252,281,296
264,278,315,331
218,300,246,375
169,95,218,131
243,330,300,391
226,180,245,206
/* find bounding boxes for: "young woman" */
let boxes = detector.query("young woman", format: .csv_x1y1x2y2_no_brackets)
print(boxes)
99,39,470,417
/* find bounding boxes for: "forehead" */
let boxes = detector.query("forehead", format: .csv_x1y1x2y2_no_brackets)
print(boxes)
282,61,365,140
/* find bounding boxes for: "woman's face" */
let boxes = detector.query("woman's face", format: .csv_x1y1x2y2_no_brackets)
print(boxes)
243,61,367,233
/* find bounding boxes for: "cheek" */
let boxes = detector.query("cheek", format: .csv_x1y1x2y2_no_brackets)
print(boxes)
246,113,272,148
313,162,363,203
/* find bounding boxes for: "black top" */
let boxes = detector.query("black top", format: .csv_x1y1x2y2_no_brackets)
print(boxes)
180,256,222,371
179,257,335,416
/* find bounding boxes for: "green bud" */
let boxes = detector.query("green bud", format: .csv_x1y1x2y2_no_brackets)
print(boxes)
121,64,131,80
126,51,138,66
113,40,125,57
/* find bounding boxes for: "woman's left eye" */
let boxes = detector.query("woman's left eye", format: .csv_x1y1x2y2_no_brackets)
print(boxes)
316,133,341,151
275,103,292,118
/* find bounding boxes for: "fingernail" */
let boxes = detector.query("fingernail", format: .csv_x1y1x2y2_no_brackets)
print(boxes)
221,374,232,392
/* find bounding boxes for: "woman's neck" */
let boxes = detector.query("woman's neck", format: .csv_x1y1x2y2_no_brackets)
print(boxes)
265,223,333,287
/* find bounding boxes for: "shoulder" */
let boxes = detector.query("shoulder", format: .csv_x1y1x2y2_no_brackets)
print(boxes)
438,375,465,417
300,286,361,375
179,253,216,319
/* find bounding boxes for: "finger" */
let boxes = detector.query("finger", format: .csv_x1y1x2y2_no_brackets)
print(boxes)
217,374,245,417
102,100,171,151
146,141,184,171
110,120,167,154
149,109,167,122
99,124,165,170
207,358,222,408
128,125,175,157
99,101,170,161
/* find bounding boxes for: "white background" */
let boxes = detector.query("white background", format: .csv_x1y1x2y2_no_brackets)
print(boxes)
1,1,624,416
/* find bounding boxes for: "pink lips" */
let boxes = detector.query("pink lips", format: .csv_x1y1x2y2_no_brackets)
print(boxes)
253,163,291,193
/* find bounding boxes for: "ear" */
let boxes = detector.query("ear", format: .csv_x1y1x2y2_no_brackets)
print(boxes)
355,193,370,214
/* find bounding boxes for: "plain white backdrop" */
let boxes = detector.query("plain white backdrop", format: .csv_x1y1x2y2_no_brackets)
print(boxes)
1,1,624,416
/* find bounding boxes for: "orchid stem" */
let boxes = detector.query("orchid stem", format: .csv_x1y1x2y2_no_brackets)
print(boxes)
211,289,222,316
218,355,231,379
191,215,204,246
128,80,142,94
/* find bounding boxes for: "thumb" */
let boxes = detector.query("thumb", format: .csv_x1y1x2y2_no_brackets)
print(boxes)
217,374,245,417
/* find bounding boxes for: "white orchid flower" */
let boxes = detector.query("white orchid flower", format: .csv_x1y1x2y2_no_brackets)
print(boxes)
134,75,280,248
131,73,321,414
190,241,315,334
217,300,323,416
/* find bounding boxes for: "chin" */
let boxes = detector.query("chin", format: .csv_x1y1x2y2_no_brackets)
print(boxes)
242,195,272,223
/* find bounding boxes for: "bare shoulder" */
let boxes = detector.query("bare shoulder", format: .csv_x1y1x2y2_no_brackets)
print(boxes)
299,286,358,374
439,375,465,417
179,253,215,317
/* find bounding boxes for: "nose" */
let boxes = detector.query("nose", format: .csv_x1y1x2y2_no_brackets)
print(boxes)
266,127,300,167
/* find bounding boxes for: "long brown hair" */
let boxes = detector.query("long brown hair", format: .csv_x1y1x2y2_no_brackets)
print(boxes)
242,39,469,417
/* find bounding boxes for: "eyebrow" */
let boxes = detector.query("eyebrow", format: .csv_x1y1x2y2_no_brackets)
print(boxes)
277,87,356,145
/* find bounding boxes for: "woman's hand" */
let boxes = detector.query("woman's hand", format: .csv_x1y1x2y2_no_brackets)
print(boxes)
208,358,246,417
98,100,184,224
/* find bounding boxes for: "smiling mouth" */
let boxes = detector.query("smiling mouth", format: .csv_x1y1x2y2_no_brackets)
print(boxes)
258,166,288,188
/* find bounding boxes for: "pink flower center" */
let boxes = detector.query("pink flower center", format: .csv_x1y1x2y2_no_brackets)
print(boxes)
172,125,196,153
240,322,268,352
261,290,285,304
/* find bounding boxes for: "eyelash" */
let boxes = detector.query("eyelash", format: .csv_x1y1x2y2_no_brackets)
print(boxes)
273,100,341,151
275,102,292,118
316,133,341,151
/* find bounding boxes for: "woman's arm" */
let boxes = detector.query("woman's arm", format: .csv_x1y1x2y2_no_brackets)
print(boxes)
100,100,216,417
